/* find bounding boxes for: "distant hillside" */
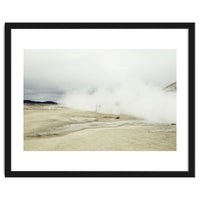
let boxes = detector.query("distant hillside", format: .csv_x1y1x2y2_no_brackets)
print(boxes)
24,100,58,104
164,82,176,92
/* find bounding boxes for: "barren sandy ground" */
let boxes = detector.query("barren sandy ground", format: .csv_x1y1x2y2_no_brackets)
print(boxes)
24,104,176,151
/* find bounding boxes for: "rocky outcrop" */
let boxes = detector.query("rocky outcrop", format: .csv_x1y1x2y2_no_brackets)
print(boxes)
164,82,176,92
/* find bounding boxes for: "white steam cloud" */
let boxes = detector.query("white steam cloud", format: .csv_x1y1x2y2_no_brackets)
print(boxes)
60,80,176,123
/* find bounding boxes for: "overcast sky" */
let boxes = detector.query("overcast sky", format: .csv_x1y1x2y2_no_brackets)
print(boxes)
24,49,176,101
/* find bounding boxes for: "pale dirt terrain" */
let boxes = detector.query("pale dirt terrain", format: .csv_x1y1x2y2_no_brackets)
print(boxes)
24,104,176,151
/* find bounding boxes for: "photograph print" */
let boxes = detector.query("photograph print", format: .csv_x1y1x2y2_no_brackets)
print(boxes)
24,49,176,151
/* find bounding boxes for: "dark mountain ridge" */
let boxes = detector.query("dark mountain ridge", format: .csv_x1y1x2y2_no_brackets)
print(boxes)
24,100,58,104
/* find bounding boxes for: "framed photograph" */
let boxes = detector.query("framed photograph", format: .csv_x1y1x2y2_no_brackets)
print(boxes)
5,23,195,177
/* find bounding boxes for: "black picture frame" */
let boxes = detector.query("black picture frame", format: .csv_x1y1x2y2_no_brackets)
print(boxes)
5,23,195,177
